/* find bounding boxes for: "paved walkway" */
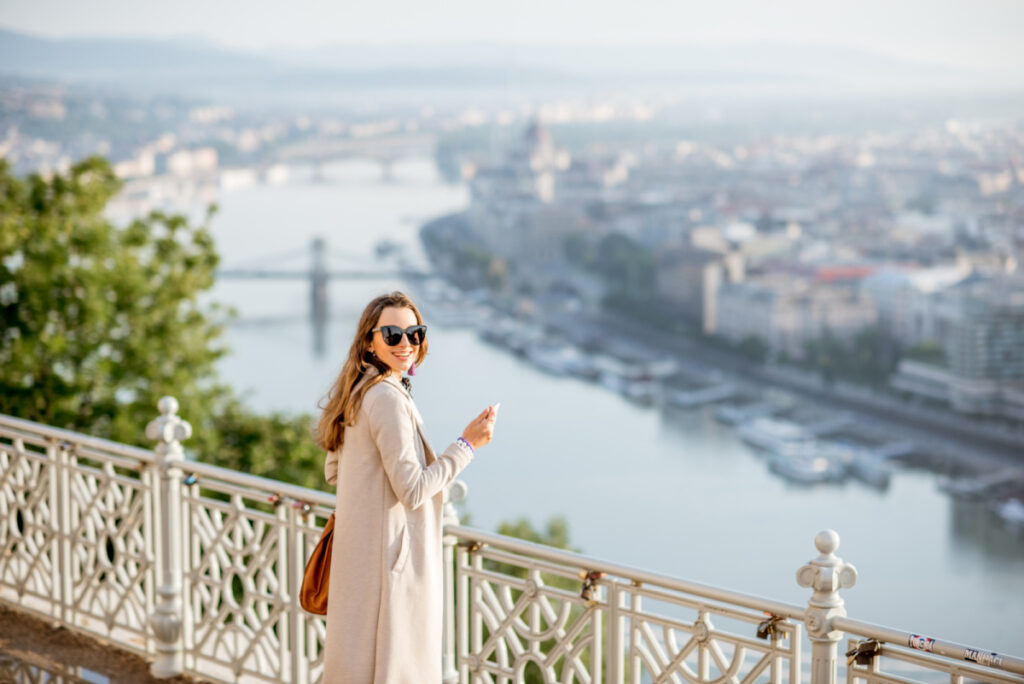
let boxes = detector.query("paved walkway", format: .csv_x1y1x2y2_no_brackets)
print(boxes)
0,604,208,684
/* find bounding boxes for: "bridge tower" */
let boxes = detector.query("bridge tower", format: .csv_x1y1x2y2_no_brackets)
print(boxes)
312,160,327,183
379,154,397,183
311,237,328,355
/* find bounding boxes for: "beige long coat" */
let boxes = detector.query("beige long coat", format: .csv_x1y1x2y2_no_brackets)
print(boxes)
321,367,474,684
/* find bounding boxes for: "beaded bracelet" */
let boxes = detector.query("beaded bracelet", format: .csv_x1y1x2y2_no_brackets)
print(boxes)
456,437,475,454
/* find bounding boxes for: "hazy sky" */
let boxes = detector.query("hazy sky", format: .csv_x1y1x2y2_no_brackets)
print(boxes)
1,0,1022,73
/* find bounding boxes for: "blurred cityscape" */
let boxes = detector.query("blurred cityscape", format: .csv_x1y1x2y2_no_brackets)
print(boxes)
5,50,1024,481
4,36,1023,433
2,9,1024,673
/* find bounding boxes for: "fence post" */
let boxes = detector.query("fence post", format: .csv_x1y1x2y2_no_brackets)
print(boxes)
146,396,191,678
442,480,468,684
797,530,857,684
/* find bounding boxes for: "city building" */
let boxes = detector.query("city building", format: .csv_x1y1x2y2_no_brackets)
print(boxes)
716,275,877,359
860,263,971,345
891,275,1024,421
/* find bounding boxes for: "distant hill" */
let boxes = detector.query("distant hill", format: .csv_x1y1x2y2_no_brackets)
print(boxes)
273,40,988,89
0,28,285,83
0,27,580,102
0,26,1012,105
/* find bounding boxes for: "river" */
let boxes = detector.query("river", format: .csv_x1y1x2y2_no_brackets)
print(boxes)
207,158,1023,655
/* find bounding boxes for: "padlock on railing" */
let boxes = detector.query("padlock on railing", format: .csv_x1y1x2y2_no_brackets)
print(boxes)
846,639,882,666
578,570,605,606
757,614,784,640
459,540,486,553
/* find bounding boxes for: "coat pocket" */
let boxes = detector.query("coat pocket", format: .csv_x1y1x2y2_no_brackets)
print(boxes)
390,524,410,575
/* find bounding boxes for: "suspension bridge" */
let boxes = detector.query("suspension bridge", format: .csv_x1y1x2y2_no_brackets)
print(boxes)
274,132,437,182
216,237,432,353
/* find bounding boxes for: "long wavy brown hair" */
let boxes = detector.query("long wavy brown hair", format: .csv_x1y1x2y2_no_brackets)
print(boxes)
315,291,428,452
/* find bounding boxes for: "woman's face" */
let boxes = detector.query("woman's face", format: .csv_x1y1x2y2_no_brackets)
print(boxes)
370,306,420,375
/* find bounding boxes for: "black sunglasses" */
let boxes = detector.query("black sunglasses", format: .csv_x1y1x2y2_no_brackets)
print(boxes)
371,324,427,346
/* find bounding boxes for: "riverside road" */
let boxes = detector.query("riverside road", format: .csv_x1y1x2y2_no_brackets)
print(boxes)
538,307,1024,470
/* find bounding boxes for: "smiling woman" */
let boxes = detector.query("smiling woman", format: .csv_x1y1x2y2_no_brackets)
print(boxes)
314,290,498,683
370,316,427,376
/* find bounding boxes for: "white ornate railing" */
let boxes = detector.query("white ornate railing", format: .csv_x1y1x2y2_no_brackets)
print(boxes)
0,399,335,683
1,399,1022,684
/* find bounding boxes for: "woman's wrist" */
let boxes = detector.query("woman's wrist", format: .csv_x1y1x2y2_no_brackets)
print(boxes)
456,436,475,453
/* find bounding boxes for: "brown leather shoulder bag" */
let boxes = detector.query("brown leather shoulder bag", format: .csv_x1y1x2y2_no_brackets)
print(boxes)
300,511,335,615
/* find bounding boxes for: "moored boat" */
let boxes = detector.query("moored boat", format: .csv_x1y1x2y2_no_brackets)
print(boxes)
991,498,1024,526
767,449,846,484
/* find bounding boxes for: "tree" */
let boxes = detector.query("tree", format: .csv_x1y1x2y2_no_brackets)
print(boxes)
0,156,326,490
497,516,576,558
802,326,899,388
1,156,221,443
567,231,660,319
736,335,769,363
902,341,947,367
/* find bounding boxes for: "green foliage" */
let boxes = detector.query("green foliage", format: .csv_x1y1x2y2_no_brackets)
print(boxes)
0,156,228,452
802,326,899,387
566,231,656,317
0,156,326,489
710,334,769,363
902,341,948,367
563,232,594,266
489,517,580,617
420,214,507,290
736,335,769,363
594,233,654,296
487,517,586,684
496,516,576,556
208,404,324,491
585,232,654,297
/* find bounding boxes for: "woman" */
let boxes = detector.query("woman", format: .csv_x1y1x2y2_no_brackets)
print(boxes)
317,291,496,683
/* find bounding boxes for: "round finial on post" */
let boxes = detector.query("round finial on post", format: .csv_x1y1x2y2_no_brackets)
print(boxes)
797,529,858,684
449,479,469,504
146,396,192,446
146,395,189,677
157,396,179,417
814,530,840,555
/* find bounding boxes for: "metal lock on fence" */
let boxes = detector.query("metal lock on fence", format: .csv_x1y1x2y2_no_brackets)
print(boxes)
578,570,604,605
756,614,784,640
846,639,882,666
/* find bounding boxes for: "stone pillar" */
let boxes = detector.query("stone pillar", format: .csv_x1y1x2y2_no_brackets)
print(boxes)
442,480,468,684
146,397,191,678
797,530,857,684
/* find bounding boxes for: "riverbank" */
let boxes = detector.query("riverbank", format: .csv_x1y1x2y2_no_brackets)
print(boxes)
591,309,1023,468
418,215,1023,476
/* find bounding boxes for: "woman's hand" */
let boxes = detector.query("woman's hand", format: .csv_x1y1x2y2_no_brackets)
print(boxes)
461,405,498,450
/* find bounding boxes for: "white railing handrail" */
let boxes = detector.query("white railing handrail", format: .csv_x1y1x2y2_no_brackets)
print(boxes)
0,412,155,462
832,616,1024,677
1,404,1022,684
0,411,336,509
445,524,807,621
182,458,335,508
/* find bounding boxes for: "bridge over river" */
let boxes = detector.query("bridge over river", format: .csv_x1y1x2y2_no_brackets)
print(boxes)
274,132,437,182
217,237,431,354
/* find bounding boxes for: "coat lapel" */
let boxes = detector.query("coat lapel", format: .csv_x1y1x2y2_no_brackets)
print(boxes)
415,421,437,465
379,371,437,465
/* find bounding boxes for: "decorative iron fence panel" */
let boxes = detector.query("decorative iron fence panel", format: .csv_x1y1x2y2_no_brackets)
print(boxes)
2,406,1022,684
452,529,802,684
